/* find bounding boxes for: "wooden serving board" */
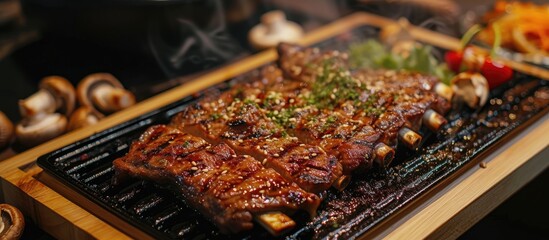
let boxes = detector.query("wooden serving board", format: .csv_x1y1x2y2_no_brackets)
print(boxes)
0,12,548,240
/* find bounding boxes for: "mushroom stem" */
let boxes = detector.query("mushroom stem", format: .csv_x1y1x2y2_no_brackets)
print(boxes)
398,127,422,150
374,142,395,167
91,84,136,113
331,175,351,191
255,211,295,236
435,83,454,102
423,109,448,132
18,89,56,118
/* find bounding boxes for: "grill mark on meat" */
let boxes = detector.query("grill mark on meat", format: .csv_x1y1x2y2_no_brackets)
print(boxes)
231,77,383,174
114,43,453,235
172,92,342,194
113,125,320,234
274,43,450,169
237,71,383,175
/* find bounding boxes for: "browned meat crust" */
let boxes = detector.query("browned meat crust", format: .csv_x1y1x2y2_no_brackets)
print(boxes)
171,89,342,193
277,43,451,149
113,43,452,235
113,125,320,234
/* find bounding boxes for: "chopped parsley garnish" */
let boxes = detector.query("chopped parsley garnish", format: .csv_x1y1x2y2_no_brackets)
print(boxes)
210,113,221,120
243,98,258,106
306,60,364,109
326,115,337,124
320,115,338,131
263,91,283,109
303,60,384,117
266,107,296,129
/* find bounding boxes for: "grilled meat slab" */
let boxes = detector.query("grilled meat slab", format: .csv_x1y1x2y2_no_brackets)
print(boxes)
277,44,450,148
197,66,383,175
113,43,452,235
172,92,342,193
113,125,320,234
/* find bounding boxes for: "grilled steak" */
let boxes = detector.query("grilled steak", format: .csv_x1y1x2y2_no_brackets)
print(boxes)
113,43,452,235
171,89,343,193
276,43,451,148
113,125,320,234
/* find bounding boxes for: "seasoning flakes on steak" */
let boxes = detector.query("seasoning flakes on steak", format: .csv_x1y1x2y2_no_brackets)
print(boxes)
113,125,320,234
113,43,453,235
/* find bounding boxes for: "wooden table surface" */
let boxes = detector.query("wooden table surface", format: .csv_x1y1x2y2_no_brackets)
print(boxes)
0,12,548,240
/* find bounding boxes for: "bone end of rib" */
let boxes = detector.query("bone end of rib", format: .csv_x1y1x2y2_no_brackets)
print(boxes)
332,175,351,191
374,142,395,167
423,109,447,132
435,83,453,102
255,212,296,236
398,127,422,150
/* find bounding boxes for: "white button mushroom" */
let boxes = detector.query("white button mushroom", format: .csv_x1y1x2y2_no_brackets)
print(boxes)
248,10,304,50
76,73,136,116
16,113,68,147
451,72,490,109
68,106,101,131
0,204,25,240
16,76,76,147
18,76,76,119
0,111,14,150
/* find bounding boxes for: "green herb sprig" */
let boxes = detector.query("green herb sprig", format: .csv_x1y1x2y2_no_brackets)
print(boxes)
349,39,454,85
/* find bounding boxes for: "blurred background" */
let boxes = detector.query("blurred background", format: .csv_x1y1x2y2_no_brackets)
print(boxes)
0,0,547,119
0,0,547,239
0,0,495,122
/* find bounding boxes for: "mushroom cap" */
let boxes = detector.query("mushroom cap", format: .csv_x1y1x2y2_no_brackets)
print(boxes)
0,111,14,150
451,72,490,109
77,73,125,117
261,10,285,26
248,10,303,50
40,76,76,116
15,113,68,147
0,204,25,240
68,106,102,131
90,85,136,114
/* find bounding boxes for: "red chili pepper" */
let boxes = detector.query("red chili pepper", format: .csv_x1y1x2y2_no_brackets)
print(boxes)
446,24,514,89
480,58,513,89
444,50,463,73
445,25,483,73
447,50,514,89
445,46,482,73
